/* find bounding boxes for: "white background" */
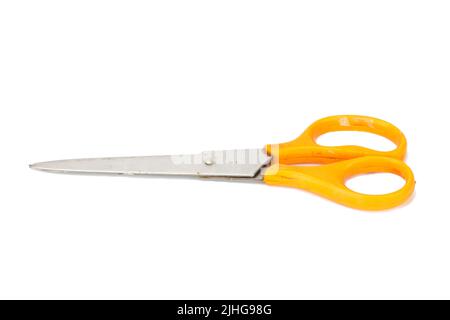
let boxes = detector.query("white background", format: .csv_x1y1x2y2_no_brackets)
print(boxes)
1,1,449,300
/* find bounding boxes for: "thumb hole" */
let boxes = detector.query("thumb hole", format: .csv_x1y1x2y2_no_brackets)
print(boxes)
316,131,397,152
345,172,406,195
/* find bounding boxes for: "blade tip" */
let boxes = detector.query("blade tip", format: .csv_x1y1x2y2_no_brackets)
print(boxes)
29,163,44,171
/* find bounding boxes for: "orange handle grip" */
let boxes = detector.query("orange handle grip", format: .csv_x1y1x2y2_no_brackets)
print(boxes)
263,156,415,211
263,115,415,210
266,115,407,164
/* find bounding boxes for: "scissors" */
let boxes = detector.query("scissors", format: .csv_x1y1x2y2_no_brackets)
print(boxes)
30,115,415,210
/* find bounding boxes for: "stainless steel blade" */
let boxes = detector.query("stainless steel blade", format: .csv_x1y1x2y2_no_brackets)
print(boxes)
30,149,272,180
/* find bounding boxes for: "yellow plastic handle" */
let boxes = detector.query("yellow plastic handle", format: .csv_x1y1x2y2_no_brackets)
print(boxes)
264,156,415,211
266,115,407,164
263,115,415,210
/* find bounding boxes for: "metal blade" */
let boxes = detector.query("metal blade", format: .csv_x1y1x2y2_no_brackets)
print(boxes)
30,149,272,180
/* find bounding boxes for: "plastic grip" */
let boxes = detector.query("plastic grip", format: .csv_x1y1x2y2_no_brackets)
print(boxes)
263,115,415,210
266,115,407,164
263,156,415,211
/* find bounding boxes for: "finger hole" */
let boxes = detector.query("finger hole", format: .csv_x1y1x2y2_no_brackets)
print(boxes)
345,172,406,195
316,131,397,152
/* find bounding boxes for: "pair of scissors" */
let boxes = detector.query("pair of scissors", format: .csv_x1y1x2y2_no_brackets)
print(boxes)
30,115,415,210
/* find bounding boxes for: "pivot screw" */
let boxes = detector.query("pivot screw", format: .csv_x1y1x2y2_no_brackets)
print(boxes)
202,152,215,166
